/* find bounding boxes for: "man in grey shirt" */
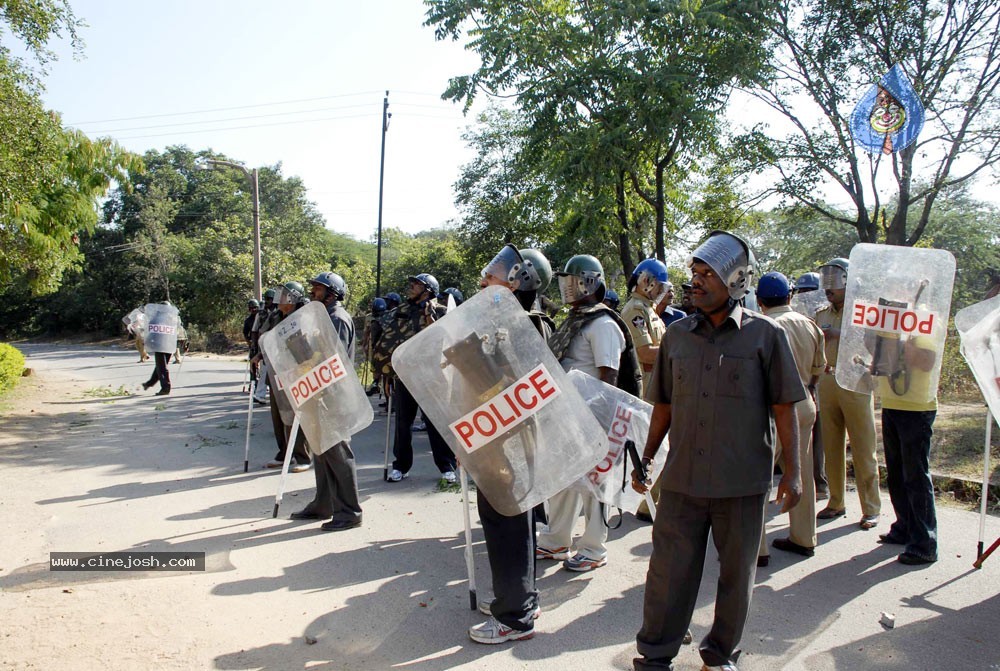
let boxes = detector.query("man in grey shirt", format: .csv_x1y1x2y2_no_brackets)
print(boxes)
631,231,805,671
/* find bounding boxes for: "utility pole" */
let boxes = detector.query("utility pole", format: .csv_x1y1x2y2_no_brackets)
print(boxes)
375,90,390,298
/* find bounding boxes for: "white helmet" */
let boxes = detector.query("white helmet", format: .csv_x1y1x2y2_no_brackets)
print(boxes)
687,231,756,301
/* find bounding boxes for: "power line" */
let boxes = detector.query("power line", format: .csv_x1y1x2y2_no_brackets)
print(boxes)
109,112,378,140
86,103,375,134
67,90,383,125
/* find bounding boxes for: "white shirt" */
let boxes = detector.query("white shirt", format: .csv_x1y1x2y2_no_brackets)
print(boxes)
560,313,625,378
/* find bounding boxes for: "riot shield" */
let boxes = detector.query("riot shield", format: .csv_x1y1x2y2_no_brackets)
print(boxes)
123,308,146,335
835,244,955,403
259,301,373,455
391,285,607,516
956,295,1000,421
144,303,180,354
790,291,828,320
566,370,667,513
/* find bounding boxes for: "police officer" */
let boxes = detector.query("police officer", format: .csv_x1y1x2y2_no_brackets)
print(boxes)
243,299,260,383
540,254,627,573
288,272,363,531
631,232,804,671
622,258,669,522
361,297,387,395
378,273,457,483
469,244,554,645
256,282,311,472
792,271,829,499
815,258,881,529
251,289,278,404
603,289,621,312
141,300,175,396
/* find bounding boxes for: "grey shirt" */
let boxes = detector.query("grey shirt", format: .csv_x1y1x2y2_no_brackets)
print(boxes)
326,301,356,360
648,304,806,498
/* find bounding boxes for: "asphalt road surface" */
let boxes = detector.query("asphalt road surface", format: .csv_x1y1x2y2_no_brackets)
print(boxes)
1,343,998,670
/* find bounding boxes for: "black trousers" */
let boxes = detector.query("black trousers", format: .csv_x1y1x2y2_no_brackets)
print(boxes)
391,381,455,474
145,352,171,391
268,392,309,464
303,441,363,522
882,408,938,559
478,493,539,631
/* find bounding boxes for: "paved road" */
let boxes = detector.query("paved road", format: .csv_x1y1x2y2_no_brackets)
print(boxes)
1,343,998,670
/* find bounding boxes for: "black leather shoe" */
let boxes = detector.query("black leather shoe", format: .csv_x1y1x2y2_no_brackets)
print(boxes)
155,387,171,396
142,382,153,390
290,508,324,520
898,551,936,565
634,511,654,524
878,533,906,545
321,519,362,532
757,555,769,567
773,537,815,557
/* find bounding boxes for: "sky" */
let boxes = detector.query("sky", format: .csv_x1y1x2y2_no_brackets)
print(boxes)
28,0,1000,249
34,0,485,241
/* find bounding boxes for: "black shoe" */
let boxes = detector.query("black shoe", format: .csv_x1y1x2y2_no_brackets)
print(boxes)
142,382,153,390
321,519,362,532
878,533,906,545
757,555,769,567
772,537,815,557
897,551,936,565
155,388,171,396
634,511,654,524
633,655,673,670
290,508,324,521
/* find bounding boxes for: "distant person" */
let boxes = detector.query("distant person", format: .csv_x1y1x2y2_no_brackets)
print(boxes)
656,280,686,327
754,272,825,566
815,258,881,530
244,299,260,383
603,289,621,312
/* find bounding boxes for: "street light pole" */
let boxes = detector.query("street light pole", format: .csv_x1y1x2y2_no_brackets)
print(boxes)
200,158,262,300
375,91,390,299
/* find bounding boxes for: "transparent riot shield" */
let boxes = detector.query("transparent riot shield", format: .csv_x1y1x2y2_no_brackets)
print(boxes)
259,302,374,455
144,303,179,354
392,285,607,516
835,244,955,404
566,370,667,513
956,295,1000,421
790,291,828,320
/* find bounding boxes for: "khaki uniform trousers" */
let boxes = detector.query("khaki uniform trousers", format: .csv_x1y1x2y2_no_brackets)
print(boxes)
135,336,148,362
818,372,881,516
760,396,817,556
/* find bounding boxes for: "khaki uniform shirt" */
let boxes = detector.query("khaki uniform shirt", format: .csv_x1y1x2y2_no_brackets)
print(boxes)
764,305,826,387
622,292,666,395
814,304,843,368
647,305,807,498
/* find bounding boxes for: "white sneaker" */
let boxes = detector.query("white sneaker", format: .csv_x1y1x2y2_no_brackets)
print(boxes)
468,617,534,644
441,470,457,484
387,469,406,482
478,599,541,620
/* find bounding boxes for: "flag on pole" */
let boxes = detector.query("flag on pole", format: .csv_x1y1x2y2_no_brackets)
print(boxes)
849,64,924,155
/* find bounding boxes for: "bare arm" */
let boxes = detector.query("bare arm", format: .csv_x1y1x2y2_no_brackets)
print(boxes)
772,402,802,513
598,366,618,386
632,402,672,493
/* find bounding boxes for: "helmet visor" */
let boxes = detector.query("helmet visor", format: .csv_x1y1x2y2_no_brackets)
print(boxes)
819,265,847,290
638,271,668,303
481,245,524,288
558,274,584,304
277,286,302,305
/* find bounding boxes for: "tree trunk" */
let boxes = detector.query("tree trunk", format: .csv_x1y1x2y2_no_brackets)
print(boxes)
615,172,635,277
654,163,666,261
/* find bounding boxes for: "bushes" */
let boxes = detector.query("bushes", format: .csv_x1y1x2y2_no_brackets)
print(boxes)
0,343,25,394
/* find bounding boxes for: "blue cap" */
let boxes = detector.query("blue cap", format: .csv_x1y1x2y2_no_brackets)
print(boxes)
756,271,790,299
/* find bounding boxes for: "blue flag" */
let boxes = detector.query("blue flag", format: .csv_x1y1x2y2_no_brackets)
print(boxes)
849,64,924,155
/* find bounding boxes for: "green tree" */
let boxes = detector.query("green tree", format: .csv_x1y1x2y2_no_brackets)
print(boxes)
742,0,1000,245
426,0,776,267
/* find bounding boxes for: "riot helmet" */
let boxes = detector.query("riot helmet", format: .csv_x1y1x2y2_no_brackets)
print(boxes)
441,287,464,305
277,281,306,306
309,271,346,301
408,273,440,296
247,299,260,309
687,230,756,301
819,258,849,290
604,289,620,311
385,292,401,308
794,272,821,293
756,271,791,300
372,297,387,314
632,258,669,302
556,255,604,304
518,248,553,292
